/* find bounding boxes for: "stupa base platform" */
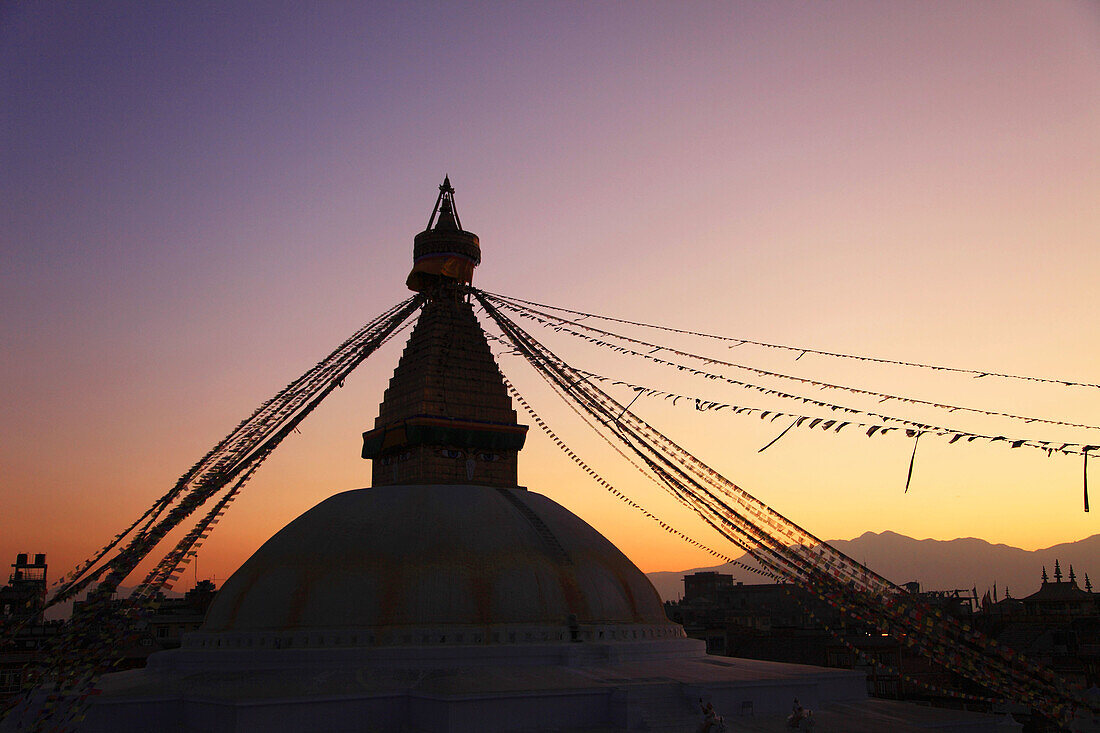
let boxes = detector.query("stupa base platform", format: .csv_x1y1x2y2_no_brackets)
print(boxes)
76,643,1006,732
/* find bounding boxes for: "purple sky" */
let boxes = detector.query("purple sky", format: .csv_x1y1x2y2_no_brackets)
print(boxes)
2,2,1098,584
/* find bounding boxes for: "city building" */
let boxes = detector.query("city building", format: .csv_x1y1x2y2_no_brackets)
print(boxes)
0,554,60,703
667,573,978,702
0,554,47,624
70,579,220,667
669,564,1100,729
978,562,1100,696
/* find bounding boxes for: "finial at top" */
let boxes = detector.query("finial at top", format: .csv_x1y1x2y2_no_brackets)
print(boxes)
426,176,463,231
407,177,481,293
1054,559,1063,582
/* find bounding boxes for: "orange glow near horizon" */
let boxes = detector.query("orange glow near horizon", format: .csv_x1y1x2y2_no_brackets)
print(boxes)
1,3,1098,596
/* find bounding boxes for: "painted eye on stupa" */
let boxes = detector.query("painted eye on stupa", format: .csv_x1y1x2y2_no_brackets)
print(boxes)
478,453,500,462
440,449,464,459
380,451,413,466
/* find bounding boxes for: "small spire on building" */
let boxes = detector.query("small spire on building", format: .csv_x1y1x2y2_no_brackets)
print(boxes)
1004,586,1011,599
1041,566,1048,583
426,175,462,231
1054,559,1063,583
1069,565,1077,584
435,196,459,231
1086,574,1093,593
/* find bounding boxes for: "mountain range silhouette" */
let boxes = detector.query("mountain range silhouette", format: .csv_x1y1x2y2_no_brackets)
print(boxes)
646,531,1100,602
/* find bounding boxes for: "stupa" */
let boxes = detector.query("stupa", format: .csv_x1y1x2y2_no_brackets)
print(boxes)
75,181,1003,732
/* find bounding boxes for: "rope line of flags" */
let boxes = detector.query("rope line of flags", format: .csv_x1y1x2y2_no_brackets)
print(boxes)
484,292,1100,432
483,290,1100,390
479,292,1095,510
566,367,1095,459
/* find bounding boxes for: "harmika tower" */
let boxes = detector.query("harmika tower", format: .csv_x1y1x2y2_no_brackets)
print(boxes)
362,177,528,489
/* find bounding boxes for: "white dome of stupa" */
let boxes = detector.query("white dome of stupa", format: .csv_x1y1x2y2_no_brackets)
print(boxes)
194,484,682,650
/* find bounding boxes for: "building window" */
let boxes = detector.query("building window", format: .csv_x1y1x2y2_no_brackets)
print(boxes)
0,669,20,693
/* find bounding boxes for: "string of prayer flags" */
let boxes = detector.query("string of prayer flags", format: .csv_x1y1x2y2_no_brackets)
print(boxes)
541,365,1095,459
49,296,423,612
484,289,1100,391
485,292,1100,432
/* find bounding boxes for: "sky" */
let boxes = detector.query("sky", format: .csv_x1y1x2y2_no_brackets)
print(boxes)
1,2,1098,594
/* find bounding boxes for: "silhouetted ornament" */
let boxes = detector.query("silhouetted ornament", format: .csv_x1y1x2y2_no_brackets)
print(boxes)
406,177,481,292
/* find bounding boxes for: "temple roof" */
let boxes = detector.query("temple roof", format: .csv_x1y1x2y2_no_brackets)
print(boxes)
1022,580,1092,603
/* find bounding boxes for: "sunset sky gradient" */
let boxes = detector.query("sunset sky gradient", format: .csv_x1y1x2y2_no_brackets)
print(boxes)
2,2,1098,592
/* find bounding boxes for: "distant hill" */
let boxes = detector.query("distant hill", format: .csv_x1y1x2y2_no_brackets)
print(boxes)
646,532,1100,602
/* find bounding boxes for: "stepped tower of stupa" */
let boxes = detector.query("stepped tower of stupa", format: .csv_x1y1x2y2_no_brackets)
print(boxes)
362,177,528,489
